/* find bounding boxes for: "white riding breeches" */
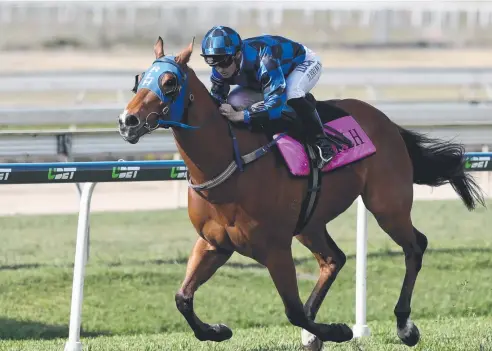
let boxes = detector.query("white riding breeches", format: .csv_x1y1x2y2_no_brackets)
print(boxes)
227,46,323,111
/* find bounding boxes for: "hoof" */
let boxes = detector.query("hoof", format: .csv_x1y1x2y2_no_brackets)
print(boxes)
195,323,233,342
397,319,420,347
301,329,323,351
318,323,353,343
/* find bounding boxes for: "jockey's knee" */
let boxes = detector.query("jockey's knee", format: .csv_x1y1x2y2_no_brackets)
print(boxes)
227,88,262,111
286,88,306,101
226,92,247,110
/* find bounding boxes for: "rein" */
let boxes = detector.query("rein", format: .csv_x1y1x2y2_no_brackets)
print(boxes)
169,75,284,192
186,132,285,191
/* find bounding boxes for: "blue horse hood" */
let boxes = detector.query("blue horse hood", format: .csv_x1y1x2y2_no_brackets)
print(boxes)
137,56,188,124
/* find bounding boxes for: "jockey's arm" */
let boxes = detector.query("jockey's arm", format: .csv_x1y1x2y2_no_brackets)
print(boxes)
243,49,287,129
210,68,230,104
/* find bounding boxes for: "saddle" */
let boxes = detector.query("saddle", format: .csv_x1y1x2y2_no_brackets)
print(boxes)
270,95,377,234
274,114,375,176
260,94,375,176
231,95,377,234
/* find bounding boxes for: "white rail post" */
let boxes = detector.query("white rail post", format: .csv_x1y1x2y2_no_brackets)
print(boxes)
172,152,182,209
74,182,91,265
353,196,371,338
62,134,91,264
64,182,97,351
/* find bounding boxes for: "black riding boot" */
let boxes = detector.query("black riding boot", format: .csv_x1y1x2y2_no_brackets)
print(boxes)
287,97,335,167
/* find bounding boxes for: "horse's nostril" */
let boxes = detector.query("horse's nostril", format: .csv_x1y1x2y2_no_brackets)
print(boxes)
125,114,140,127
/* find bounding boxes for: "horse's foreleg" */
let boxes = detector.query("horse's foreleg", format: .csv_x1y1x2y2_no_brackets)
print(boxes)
265,247,353,343
297,229,346,320
175,236,233,342
295,228,346,349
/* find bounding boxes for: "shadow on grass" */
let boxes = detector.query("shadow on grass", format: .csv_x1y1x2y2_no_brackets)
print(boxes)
0,317,110,340
1,247,491,272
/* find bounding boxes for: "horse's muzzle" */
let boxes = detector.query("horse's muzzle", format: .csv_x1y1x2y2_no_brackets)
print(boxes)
125,135,140,144
118,123,141,144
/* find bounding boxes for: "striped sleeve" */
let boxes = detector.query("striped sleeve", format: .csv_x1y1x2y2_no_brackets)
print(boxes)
244,46,286,127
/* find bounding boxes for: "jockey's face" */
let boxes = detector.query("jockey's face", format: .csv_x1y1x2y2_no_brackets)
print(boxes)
215,51,241,79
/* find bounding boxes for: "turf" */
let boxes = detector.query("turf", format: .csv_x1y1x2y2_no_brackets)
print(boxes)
0,199,490,350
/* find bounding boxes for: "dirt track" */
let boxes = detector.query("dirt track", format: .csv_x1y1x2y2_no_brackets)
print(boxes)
2,48,492,73
0,181,188,216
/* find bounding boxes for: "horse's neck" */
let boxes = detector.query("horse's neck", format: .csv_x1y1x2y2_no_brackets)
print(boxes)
172,73,234,184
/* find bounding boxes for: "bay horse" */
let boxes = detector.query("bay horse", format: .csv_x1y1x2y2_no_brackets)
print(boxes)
118,37,485,349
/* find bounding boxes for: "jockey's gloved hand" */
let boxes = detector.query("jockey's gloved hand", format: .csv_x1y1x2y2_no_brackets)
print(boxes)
219,103,244,122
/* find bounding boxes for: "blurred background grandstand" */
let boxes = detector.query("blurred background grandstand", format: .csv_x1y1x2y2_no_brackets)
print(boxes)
2,0,492,50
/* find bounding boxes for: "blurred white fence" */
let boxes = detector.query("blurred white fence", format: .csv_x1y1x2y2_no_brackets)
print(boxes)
2,100,492,128
2,1,492,49
1,111,491,160
2,66,492,159
2,67,492,98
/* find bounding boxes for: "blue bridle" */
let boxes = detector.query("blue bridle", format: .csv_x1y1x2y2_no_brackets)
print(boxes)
136,54,288,185
137,56,197,129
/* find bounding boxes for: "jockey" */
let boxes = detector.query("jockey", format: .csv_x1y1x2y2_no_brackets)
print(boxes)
200,25,334,165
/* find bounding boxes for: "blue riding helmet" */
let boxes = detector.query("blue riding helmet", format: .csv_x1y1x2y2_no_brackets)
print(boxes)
201,26,242,63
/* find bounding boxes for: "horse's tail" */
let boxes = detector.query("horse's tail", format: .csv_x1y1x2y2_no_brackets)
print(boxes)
397,125,486,210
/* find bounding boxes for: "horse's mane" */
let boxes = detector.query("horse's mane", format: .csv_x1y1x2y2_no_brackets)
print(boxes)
185,65,221,108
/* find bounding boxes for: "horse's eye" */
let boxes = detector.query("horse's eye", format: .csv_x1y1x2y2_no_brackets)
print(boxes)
165,77,176,86
162,76,178,95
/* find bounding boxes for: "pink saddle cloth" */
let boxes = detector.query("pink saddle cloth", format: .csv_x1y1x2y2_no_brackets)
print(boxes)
274,115,376,176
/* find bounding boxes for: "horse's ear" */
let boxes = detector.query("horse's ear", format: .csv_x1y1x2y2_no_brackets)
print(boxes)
154,36,165,59
175,37,195,65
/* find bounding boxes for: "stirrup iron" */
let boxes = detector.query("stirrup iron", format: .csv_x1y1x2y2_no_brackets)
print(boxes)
315,145,333,168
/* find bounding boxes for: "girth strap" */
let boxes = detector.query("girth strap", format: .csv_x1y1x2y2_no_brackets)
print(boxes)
294,144,323,235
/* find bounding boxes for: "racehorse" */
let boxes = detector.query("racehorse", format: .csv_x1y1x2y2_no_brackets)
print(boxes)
118,37,485,349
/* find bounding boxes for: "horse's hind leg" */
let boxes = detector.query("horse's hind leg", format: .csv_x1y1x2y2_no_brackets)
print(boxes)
394,226,428,346
295,228,347,349
175,237,233,342
370,207,428,347
264,246,353,343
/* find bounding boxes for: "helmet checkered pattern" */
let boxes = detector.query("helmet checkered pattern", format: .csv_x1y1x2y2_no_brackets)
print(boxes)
201,26,242,56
